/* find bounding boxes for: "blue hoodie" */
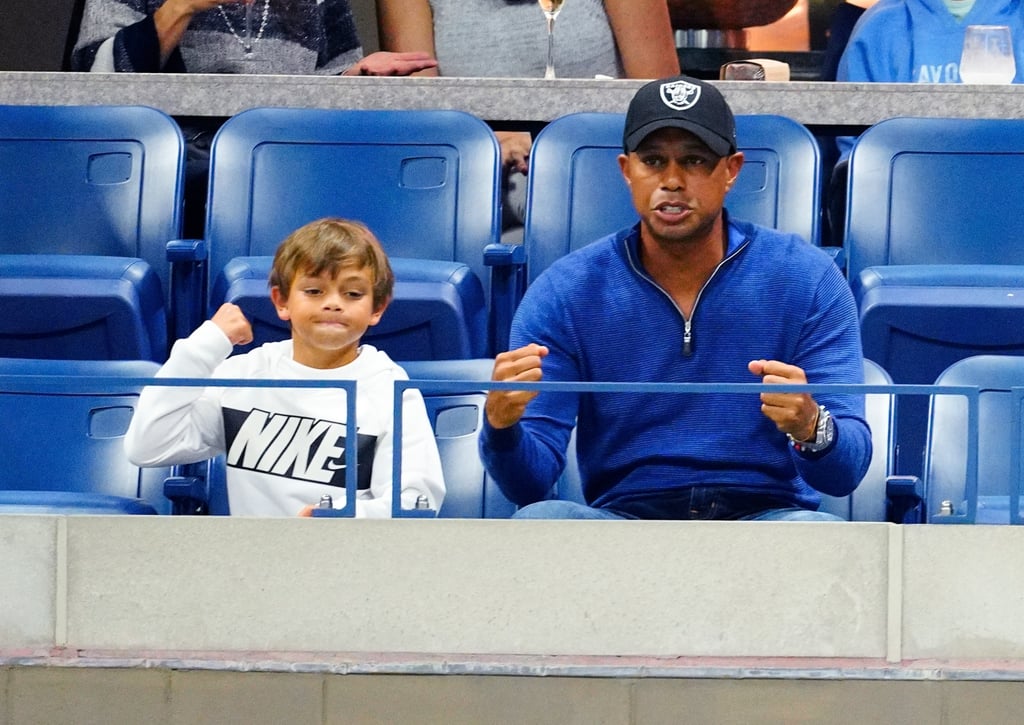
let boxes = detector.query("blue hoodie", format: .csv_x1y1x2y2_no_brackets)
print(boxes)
836,0,1024,157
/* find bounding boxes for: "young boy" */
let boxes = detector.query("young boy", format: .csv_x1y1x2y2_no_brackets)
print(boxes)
125,218,445,517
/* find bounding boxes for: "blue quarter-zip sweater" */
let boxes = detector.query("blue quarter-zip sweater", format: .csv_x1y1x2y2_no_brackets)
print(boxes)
480,218,872,512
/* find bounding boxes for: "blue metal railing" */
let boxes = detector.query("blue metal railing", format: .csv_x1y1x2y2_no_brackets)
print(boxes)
0,372,1000,522
393,378,982,524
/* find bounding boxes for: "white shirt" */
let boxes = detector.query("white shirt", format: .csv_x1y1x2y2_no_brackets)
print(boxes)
125,321,445,517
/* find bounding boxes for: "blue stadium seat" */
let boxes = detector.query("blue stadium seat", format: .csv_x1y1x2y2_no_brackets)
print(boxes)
845,117,1024,476
845,117,1024,283
0,358,173,514
915,355,1024,525
204,108,502,360
489,112,826,350
402,359,516,519
0,104,193,362
818,359,897,522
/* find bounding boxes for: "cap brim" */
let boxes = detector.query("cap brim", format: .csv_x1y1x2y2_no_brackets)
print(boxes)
624,119,734,157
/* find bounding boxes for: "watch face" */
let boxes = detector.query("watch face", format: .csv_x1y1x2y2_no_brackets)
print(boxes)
821,411,835,445
811,410,834,451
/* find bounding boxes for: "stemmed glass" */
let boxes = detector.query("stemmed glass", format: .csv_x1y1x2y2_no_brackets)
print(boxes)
538,0,566,79
960,25,1016,84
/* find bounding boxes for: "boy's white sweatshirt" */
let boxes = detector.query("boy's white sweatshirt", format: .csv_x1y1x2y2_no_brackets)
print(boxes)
125,321,445,517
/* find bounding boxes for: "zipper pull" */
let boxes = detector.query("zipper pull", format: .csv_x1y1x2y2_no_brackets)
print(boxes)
682,319,693,357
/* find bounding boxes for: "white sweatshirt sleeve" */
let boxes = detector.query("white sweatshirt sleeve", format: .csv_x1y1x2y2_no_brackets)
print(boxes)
124,321,235,467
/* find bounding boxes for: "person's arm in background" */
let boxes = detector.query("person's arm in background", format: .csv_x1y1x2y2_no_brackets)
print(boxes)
72,0,246,72
152,0,245,66
604,0,681,78
312,0,436,76
376,0,440,76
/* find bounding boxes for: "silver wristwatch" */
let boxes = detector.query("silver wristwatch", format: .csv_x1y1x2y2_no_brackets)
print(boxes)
788,405,835,454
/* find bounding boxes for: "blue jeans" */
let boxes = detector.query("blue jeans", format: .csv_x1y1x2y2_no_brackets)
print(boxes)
512,486,844,522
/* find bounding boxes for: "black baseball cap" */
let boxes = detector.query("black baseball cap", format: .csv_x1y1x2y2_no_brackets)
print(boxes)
623,75,737,157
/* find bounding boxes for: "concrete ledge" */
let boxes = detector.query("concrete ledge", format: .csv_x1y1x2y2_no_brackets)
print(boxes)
7,650,1024,682
4,72,1024,125
7,515,1024,724
6,515,1024,664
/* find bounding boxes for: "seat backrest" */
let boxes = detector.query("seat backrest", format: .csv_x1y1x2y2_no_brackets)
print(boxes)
923,354,1024,524
557,359,894,520
0,358,171,514
819,358,896,521
402,359,516,518
523,112,822,284
0,104,185,360
845,117,1024,282
204,108,501,359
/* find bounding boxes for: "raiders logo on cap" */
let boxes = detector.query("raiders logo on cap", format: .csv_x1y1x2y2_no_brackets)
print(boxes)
660,79,701,111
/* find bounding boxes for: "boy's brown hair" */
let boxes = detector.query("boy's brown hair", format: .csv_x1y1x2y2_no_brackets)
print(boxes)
269,218,394,310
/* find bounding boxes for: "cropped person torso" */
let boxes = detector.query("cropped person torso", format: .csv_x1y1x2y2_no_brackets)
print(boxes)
427,0,625,78
73,0,362,74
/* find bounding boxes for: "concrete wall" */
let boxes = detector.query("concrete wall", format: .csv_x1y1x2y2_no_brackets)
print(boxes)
4,516,1024,723
5,516,1024,660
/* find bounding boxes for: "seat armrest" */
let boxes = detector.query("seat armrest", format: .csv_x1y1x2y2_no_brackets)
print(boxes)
484,243,527,355
886,475,925,524
484,242,526,267
166,238,208,262
822,245,845,271
164,475,209,515
166,239,209,341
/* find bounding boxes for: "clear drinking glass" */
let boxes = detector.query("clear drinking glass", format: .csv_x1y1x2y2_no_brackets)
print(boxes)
960,25,1016,84
537,0,567,79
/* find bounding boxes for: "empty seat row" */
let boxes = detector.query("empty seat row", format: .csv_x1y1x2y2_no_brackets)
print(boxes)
843,117,1024,477
0,104,500,365
0,104,829,366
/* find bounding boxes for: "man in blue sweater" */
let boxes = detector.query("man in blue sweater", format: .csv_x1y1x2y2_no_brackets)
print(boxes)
480,74,872,520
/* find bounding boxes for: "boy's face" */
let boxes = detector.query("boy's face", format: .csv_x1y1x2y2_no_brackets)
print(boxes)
270,263,385,369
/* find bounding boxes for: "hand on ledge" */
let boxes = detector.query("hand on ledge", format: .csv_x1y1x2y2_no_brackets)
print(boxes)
343,52,438,77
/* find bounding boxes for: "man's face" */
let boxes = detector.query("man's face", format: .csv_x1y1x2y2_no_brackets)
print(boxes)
618,127,743,249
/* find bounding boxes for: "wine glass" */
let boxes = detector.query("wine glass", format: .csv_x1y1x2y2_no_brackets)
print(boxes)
538,0,566,80
960,25,1016,84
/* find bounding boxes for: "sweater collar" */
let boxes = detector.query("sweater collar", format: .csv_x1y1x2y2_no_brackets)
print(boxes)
622,209,749,269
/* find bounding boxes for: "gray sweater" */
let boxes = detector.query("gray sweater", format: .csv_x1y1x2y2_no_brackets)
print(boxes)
428,0,624,78
72,0,362,74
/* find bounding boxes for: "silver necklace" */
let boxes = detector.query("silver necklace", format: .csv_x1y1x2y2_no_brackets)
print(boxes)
218,0,271,50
